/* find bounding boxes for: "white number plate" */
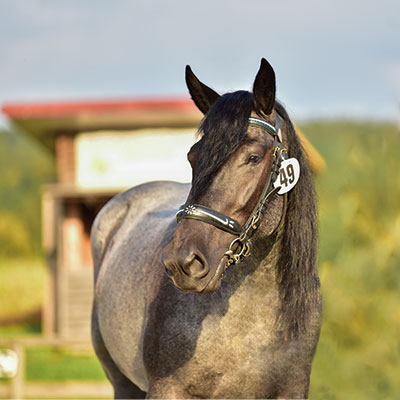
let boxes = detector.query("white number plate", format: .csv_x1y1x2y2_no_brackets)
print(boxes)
273,158,300,194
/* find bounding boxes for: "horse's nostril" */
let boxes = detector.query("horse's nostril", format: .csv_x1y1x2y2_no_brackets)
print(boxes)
162,245,209,281
182,254,209,279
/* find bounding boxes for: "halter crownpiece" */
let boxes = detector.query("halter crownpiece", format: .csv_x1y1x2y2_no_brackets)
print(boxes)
176,111,298,269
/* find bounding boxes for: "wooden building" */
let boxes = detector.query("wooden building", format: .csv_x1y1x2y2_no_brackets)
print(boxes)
2,98,202,341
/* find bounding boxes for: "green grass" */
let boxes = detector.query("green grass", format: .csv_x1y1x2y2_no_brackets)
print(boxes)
0,346,106,383
25,347,107,381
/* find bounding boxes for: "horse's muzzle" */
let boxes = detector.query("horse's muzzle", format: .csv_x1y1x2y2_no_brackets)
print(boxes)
161,244,212,293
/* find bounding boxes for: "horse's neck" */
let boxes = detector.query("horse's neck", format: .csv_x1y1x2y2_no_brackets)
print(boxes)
222,233,282,307
203,234,284,349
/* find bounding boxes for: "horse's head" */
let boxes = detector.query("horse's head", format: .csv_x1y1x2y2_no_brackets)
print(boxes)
162,59,292,293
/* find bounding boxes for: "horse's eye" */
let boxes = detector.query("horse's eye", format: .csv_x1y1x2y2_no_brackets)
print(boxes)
247,154,262,165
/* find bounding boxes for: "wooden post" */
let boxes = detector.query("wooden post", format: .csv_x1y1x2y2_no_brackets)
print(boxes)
10,342,24,399
42,191,60,338
42,268,55,338
55,134,75,185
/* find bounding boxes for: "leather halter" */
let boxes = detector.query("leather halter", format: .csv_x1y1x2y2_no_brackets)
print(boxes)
176,112,288,268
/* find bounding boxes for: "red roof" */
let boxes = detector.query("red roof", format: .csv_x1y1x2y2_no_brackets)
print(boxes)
2,97,197,119
1,97,202,152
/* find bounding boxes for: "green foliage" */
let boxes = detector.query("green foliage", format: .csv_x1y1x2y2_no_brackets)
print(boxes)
25,347,106,381
0,129,55,258
0,258,46,322
302,121,400,399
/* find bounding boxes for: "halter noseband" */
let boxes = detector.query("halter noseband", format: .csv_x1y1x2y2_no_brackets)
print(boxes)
176,112,288,269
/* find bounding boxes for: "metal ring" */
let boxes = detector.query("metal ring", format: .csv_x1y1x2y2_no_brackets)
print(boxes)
251,213,261,230
228,237,241,252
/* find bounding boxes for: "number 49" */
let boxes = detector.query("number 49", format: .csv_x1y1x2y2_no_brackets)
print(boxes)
273,157,300,194
279,164,295,187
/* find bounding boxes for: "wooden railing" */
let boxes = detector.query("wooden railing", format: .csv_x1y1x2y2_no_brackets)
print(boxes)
0,338,112,399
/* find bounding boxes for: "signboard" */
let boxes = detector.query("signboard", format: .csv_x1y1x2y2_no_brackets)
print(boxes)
75,128,196,190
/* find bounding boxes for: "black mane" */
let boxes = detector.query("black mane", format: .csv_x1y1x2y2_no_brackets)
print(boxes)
274,102,320,337
190,90,254,200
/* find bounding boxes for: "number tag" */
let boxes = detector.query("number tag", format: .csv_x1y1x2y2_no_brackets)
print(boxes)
273,158,300,194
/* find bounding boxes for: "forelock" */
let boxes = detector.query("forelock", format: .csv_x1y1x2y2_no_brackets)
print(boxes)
190,90,254,199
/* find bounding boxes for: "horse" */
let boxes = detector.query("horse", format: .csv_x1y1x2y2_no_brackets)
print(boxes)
91,58,322,399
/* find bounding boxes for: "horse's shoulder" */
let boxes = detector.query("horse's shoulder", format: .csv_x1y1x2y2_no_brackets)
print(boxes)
91,189,130,277
91,181,189,278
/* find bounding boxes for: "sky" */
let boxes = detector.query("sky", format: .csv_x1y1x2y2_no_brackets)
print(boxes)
0,0,399,128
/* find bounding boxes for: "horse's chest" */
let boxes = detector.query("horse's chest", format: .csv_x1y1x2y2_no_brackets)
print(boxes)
144,280,283,396
193,299,278,375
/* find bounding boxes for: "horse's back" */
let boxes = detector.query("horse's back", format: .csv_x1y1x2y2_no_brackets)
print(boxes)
91,180,189,392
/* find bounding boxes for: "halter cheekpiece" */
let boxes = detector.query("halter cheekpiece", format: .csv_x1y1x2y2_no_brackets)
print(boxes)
176,112,292,269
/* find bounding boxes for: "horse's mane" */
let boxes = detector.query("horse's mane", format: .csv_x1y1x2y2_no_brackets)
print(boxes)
191,92,319,337
274,101,320,338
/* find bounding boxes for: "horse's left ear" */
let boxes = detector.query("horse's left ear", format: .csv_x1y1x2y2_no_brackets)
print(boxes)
186,65,220,115
253,58,276,116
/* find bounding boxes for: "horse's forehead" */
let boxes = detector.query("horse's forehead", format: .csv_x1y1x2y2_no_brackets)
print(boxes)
243,126,272,148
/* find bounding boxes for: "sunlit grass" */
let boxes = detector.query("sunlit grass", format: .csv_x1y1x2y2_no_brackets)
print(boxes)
25,347,107,381
0,347,107,382
0,258,46,324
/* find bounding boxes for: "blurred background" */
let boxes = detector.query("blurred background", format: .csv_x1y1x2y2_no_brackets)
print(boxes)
0,0,399,399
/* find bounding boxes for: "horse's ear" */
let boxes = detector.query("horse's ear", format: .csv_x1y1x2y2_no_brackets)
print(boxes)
185,65,220,115
253,58,276,116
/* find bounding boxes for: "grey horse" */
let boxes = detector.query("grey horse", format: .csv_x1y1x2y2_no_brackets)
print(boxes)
92,59,322,399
